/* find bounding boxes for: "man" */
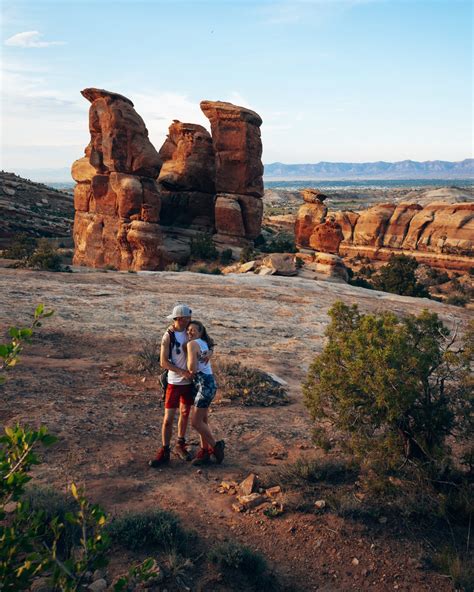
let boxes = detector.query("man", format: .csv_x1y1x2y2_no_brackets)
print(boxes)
149,304,195,467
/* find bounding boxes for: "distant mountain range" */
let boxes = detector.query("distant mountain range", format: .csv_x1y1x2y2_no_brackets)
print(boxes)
5,158,474,184
264,159,474,180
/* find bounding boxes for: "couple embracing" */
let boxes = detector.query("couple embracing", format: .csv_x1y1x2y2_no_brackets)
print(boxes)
149,304,224,468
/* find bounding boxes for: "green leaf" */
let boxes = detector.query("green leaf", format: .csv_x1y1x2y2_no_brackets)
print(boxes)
34,304,44,318
0,344,10,357
8,327,20,339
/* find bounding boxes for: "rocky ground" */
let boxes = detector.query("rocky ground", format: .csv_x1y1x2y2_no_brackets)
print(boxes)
1,265,470,591
0,171,74,248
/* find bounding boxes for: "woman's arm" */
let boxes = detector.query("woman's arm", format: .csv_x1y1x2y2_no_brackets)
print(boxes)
187,341,199,374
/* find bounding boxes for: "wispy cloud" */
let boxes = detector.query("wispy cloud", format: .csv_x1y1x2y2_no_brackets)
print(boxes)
4,31,65,48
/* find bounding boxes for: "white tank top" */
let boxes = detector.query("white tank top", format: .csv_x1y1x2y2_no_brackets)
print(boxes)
194,338,213,375
166,330,192,385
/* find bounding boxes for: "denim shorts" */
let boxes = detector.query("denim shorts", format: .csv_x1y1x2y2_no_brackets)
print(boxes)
193,372,217,409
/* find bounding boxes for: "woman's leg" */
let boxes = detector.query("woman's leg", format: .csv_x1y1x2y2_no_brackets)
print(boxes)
192,407,216,449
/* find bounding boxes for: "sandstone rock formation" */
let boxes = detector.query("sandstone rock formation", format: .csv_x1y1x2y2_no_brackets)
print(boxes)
295,196,474,272
294,191,328,249
72,89,264,270
201,100,264,248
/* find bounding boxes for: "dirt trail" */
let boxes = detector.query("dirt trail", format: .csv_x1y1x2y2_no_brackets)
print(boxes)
1,267,466,591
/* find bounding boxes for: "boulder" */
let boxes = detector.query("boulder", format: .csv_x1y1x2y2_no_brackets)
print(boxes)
261,253,297,276
308,219,344,254
71,156,96,183
200,100,264,197
158,120,215,193
312,253,348,282
238,474,257,496
81,87,162,178
333,210,359,243
302,188,327,204
382,203,422,248
295,202,328,248
352,203,397,247
215,195,245,237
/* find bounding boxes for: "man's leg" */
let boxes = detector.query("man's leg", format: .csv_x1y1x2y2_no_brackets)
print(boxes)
149,387,178,467
162,408,177,447
175,403,193,461
177,403,191,440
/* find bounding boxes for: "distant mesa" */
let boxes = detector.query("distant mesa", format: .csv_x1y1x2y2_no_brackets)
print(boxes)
295,196,474,272
71,88,264,271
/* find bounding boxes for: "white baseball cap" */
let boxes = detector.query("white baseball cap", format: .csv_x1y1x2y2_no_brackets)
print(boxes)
167,304,193,319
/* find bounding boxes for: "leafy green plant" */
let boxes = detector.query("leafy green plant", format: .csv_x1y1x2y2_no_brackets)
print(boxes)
0,303,54,384
303,302,473,471
113,558,163,592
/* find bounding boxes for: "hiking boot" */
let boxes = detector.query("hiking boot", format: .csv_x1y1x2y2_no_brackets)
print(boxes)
191,448,210,466
148,447,170,468
212,440,225,464
175,440,192,462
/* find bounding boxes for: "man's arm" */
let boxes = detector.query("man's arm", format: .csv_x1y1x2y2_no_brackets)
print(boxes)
160,333,187,376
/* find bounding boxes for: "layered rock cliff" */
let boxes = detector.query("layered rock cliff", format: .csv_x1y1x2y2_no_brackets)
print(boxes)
72,89,264,271
295,196,474,271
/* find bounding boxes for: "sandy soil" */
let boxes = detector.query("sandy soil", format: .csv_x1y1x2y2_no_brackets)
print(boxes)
1,267,468,591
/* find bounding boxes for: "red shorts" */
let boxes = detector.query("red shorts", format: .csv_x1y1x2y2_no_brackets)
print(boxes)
165,384,195,409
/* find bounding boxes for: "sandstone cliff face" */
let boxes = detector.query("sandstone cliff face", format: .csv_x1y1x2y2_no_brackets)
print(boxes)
295,196,474,271
72,90,264,270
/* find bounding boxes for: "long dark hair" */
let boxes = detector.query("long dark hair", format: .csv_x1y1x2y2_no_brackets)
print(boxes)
188,320,215,349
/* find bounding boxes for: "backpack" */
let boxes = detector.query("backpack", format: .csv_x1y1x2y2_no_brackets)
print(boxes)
159,329,177,399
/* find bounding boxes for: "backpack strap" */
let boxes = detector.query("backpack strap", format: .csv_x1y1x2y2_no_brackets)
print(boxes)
167,328,177,361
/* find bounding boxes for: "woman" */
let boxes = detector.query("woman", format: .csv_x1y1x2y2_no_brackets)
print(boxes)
186,320,225,465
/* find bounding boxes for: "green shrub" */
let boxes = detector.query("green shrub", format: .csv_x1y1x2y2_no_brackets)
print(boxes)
211,267,222,275
446,293,468,307
220,248,233,265
28,239,63,271
371,254,429,297
135,337,161,374
303,302,473,471
208,541,266,576
432,549,474,591
239,245,255,263
259,233,296,253
278,457,358,488
107,510,192,553
2,233,37,261
22,486,80,556
213,360,289,406
295,256,304,269
189,233,218,261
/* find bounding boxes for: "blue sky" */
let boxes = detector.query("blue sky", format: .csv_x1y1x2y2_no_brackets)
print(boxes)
1,0,472,173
